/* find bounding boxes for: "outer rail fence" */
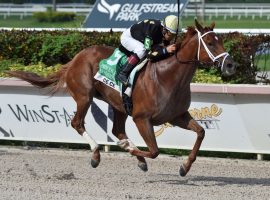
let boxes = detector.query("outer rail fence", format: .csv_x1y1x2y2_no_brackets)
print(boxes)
0,3,93,19
1,3,270,19
185,3,270,20
0,78,270,160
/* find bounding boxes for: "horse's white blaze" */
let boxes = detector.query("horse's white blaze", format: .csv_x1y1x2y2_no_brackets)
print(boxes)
82,131,99,151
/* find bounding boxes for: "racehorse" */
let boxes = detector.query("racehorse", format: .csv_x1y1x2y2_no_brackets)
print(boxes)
7,19,236,176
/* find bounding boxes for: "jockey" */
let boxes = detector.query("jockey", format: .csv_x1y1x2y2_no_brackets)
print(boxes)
117,15,181,86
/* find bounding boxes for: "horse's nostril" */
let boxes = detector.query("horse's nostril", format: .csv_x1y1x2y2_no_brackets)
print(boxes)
224,62,236,76
227,63,234,69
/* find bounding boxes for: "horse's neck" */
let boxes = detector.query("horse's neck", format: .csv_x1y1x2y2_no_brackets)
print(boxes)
177,36,199,83
179,36,199,65
155,36,198,90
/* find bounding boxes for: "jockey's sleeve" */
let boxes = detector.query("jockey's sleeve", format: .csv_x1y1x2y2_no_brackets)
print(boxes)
148,46,169,61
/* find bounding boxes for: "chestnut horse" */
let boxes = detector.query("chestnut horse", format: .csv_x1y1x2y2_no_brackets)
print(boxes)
7,20,236,176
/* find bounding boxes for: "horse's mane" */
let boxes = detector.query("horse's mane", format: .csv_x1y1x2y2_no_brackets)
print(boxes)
175,26,197,50
186,26,197,36
177,25,213,49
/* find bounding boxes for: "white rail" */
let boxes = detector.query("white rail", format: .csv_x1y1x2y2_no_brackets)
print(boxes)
184,3,270,19
0,3,93,19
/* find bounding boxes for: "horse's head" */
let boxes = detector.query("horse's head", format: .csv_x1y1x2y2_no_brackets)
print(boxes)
194,19,236,76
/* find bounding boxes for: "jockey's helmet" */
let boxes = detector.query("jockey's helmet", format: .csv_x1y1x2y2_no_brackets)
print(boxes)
161,15,181,34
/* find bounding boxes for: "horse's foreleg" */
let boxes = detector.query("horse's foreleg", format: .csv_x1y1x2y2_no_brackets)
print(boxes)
112,109,148,172
128,119,159,159
171,112,205,177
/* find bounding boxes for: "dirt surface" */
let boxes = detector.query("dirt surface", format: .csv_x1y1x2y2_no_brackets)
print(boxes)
0,146,269,200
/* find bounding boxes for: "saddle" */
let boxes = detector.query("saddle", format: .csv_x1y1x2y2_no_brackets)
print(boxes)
94,46,148,115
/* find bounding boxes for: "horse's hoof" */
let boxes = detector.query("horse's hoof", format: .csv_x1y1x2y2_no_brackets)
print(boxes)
138,162,148,172
90,159,100,168
179,165,187,177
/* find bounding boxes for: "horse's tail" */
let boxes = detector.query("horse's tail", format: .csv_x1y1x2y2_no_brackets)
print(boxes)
6,63,69,95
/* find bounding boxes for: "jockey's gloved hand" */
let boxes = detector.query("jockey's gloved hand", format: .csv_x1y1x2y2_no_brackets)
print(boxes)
147,50,164,62
147,46,171,62
166,44,177,54
144,36,153,50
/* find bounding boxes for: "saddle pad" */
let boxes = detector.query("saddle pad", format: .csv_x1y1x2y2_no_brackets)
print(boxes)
94,48,127,92
94,48,148,96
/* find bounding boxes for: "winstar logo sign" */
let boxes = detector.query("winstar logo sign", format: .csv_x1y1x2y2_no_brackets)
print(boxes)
97,0,121,20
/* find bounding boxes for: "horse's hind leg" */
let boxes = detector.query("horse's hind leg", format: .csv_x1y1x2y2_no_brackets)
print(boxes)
112,109,148,172
170,111,205,177
66,69,100,168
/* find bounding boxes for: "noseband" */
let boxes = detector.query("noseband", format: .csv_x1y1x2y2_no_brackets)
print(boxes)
196,29,229,70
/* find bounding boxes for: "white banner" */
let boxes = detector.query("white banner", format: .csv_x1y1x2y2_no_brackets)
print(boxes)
1,81,270,154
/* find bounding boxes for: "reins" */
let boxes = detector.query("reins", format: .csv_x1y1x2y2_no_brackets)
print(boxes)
173,0,180,44
173,0,202,65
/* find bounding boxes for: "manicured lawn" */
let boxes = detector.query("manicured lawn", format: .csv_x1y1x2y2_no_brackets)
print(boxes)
182,16,270,29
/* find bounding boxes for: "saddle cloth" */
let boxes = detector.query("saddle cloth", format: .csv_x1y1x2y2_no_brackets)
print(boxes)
94,48,148,97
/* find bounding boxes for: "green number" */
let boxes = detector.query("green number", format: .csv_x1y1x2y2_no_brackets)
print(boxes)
144,37,152,50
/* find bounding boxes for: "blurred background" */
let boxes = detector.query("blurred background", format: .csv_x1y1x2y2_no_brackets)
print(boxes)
0,0,270,84
0,0,270,28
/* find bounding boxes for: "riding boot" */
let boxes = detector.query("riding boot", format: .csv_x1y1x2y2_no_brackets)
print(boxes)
117,54,140,86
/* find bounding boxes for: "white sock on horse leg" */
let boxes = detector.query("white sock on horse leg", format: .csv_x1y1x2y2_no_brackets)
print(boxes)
126,139,138,150
82,131,99,151
117,139,138,151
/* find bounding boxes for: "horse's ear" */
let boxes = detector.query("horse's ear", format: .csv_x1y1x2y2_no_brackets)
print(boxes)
195,18,203,32
210,22,215,30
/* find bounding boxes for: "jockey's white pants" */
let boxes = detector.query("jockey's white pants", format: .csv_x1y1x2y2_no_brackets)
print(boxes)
120,28,146,59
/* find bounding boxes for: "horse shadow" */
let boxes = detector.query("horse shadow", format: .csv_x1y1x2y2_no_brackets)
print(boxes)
146,175,270,187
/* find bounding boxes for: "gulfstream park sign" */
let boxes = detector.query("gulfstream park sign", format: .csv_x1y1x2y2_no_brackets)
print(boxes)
83,0,189,28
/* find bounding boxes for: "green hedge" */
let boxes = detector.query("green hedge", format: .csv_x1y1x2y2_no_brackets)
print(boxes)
33,11,76,23
0,30,120,66
0,29,269,84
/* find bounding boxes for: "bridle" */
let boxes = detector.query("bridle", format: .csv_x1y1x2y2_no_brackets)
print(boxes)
175,29,230,70
196,29,229,70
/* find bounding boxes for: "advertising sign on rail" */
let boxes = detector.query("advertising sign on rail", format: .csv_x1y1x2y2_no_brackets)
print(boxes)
1,82,270,154
83,0,189,28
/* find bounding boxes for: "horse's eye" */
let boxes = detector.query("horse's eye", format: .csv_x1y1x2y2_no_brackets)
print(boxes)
208,42,213,46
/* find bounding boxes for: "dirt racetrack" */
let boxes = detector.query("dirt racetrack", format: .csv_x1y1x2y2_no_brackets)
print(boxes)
0,146,269,200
